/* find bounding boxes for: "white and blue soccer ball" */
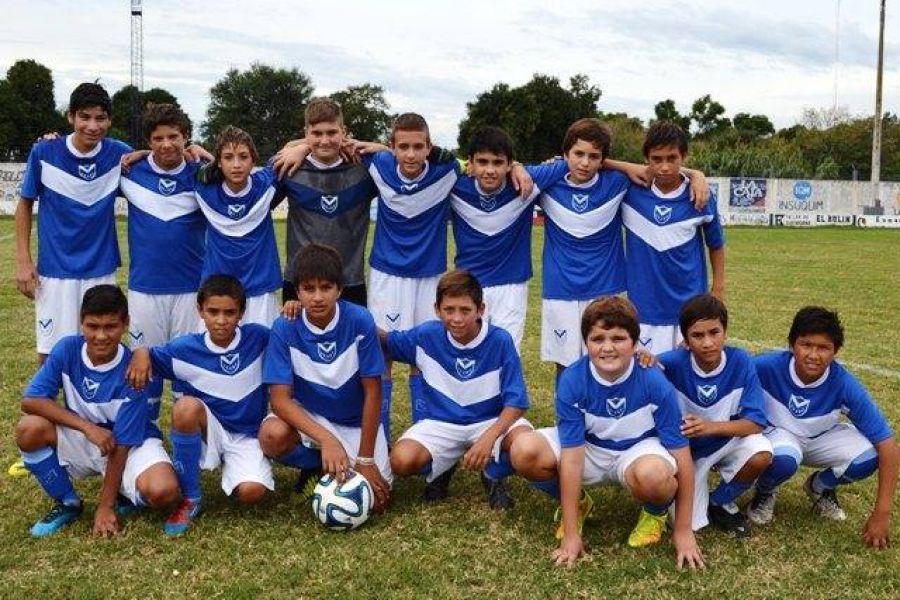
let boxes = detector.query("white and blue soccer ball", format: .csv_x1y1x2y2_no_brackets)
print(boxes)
311,470,373,531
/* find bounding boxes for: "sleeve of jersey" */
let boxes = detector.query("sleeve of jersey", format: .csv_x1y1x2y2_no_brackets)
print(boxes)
20,143,43,200
555,373,586,448
23,341,66,399
112,391,150,447
841,371,893,444
261,321,295,385
499,337,529,410
148,345,177,381
703,197,726,249
385,330,417,365
526,160,569,199
737,357,768,427
356,315,386,378
651,375,689,449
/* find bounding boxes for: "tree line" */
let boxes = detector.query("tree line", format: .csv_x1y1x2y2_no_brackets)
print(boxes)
0,59,897,181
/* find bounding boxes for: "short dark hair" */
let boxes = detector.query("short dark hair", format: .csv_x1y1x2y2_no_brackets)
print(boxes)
679,294,728,338
562,118,612,158
435,269,483,307
788,306,844,351
580,296,639,343
204,126,259,183
68,82,111,116
306,97,344,127
143,103,191,142
80,284,128,321
293,243,344,288
391,113,430,144
197,274,246,313
468,126,514,161
643,120,688,157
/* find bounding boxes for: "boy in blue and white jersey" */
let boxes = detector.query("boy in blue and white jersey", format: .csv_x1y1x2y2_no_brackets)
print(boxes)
15,83,130,359
129,274,273,536
747,307,897,549
260,244,391,512
15,285,178,538
383,270,532,510
451,126,568,351
623,121,725,354
655,294,771,537
511,296,704,570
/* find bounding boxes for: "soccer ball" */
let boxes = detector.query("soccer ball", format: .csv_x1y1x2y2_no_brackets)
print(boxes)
311,470,373,531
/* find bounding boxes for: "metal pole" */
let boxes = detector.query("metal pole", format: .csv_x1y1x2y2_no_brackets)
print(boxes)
870,0,885,208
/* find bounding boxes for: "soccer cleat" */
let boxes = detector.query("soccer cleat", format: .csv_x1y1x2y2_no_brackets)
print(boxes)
30,501,83,538
423,464,457,503
294,468,324,500
804,473,846,521
708,503,750,538
163,498,202,536
115,494,144,518
553,490,595,540
7,459,28,478
481,473,514,510
746,489,777,525
627,508,667,547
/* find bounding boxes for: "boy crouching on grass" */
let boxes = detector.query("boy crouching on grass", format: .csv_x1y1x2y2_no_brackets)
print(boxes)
510,296,703,569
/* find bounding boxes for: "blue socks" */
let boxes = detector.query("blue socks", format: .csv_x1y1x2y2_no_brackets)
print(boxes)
710,479,752,507
812,448,878,493
22,447,80,506
484,451,514,481
409,374,426,423
277,443,322,470
530,477,560,500
644,500,673,516
170,430,203,502
756,452,800,495
381,378,393,442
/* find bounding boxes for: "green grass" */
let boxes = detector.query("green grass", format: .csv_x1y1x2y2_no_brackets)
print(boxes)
1,219,898,599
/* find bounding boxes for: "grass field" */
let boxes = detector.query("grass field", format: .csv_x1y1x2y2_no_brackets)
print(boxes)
0,218,898,599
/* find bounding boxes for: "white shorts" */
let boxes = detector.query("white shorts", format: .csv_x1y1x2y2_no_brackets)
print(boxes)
638,323,683,354
538,427,676,489
35,273,117,354
277,411,393,485
368,268,440,331
241,292,278,328
764,423,873,478
540,299,591,366
128,290,201,348
399,416,533,482
55,426,171,505
484,282,528,353
690,434,773,530
200,404,274,496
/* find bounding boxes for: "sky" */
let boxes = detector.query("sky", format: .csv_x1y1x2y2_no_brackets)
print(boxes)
1,0,898,146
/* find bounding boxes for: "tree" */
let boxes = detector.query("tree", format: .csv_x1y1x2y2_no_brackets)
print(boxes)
732,113,775,141
0,59,63,160
600,112,645,163
652,99,691,132
690,94,731,138
330,84,393,143
111,85,184,148
202,63,314,160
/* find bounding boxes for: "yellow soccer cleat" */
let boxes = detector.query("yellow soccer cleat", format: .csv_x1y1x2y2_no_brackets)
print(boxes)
554,490,595,540
627,508,667,547
7,459,28,478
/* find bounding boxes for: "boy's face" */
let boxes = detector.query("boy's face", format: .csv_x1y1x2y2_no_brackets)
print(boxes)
791,333,836,383
67,106,111,151
148,124,187,170
81,313,127,364
684,318,726,371
435,293,484,345
585,322,635,381
199,295,243,347
392,129,431,179
470,151,511,194
219,143,254,189
646,144,685,189
297,278,341,325
305,120,345,163
565,139,604,184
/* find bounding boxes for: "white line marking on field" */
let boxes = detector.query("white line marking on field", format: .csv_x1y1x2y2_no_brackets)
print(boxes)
730,337,900,381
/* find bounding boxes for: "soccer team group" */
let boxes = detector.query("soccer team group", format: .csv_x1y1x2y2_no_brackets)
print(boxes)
10,82,897,569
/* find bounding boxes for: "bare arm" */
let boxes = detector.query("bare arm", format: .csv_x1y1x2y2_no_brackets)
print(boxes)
708,246,726,302
93,444,128,536
670,446,705,570
15,197,37,299
356,376,390,511
463,406,525,471
681,416,762,439
22,398,115,455
681,167,710,210
553,446,586,567
863,437,899,549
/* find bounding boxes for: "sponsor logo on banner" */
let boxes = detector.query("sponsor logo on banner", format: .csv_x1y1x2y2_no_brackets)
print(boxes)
729,178,767,211
793,181,812,200
606,396,627,418
857,215,900,228
722,212,770,226
771,213,813,227
220,353,241,374
455,357,476,379
815,214,856,226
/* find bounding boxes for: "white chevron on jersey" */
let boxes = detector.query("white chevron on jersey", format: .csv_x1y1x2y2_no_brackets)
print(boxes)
765,391,842,437
121,177,198,221
196,185,275,238
289,337,363,389
450,192,534,236
622,203,713,252
541,188,626,238
370,165,457,219
583,404,656,442
416,347,502,407
61,372,130,424
172,355,264,402
40,160,121,207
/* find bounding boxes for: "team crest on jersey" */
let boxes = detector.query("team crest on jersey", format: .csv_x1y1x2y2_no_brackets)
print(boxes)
479,194,497,211
78,163,97,181
227,204,246,219
606,396,627,418
400,183,419,193
788,394,810,417
220,353,241,375
653,205,673,224
696,384,718,406
455,357,476,379
320,195,339,214
317,341,337,362
130,329,144,345
554,329,567,344
158,178,177,195
81,376,100,400
38,318,54,337
571,193,589,213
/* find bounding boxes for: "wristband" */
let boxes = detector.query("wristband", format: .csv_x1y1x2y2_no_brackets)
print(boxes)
355,456,376,466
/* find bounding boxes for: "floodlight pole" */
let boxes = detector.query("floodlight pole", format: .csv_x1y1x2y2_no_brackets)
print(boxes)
870,0,885,208
130,0,144,148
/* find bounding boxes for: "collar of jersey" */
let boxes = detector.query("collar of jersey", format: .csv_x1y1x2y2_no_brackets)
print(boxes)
564,172,599,189
204,326,242,353
307,155,344,170
474,178,507,198
589,357,634,387
148,153,186,175
789,356,830,388
222,179,252,198
447,319,488,350
397,160,430,185
691,349,727,378
302,303,340,335
651,174,689,199
80,342,125,372
66,134,102,159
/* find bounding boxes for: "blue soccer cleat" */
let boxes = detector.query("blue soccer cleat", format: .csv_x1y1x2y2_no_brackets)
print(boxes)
30,501,83,538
